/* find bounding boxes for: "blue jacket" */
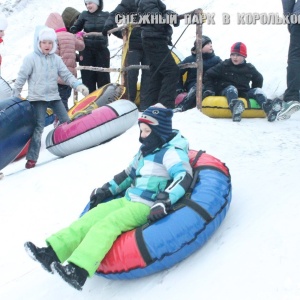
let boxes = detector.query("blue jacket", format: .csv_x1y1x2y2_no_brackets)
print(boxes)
178,51,222,91
108,130,193,207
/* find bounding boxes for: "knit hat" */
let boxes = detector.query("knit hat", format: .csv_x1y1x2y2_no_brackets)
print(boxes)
231,42,247,58
39,27,57,42
138,103,173,142
0,13,8,31
191,36,212,52
84,0,100,5
61,7,80,30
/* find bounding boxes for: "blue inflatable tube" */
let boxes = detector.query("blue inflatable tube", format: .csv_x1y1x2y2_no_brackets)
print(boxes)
0,97,55,170
81,150,232,280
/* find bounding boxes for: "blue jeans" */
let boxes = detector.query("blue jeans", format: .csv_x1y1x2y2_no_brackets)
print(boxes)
27,101,70,161
58,84,72,110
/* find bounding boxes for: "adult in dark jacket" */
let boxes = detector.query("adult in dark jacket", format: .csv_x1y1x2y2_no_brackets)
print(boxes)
277,0,300,120
103,0,180,109
203,42,282,122
102,0,150,111
174,36,222,112
70,0,110,93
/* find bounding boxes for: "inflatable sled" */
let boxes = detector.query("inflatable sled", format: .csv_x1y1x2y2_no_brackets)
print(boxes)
46,100,138,157
68,83,125,119
202,96,266,118
0,76,12,100
0,97,54,170
80,150,232,280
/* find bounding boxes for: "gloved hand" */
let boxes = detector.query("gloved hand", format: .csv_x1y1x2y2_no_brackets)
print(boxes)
89,187,112,210
165,10,180,27
147,192,171,223
76,31,85,38
102,20,115,36
76,84,89,97
176,88,185,95
70,26,77,34
203,90,215,98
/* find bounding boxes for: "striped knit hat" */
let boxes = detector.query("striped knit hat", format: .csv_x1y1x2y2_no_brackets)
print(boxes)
231,42,247,58
138,103,173,142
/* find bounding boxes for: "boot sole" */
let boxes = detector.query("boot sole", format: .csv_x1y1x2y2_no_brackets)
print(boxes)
24,242,53,274
277,104,300,120
51,262,83,291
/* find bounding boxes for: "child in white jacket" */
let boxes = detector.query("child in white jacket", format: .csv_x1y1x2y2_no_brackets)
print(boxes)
13,26,89,169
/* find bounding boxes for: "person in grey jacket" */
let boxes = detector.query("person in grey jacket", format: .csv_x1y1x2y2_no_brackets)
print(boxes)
13,25,89,169
277,0,300,120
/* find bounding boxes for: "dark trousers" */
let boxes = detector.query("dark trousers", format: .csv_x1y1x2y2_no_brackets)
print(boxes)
58,84,72,111
127,48,150,110
142,38,179,109
284,24,300,102
79,47,110,94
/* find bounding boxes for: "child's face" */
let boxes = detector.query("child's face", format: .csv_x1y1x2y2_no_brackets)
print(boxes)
230,53,245,65
85,2,98,13
202,42,213,54
139,123,152,139
39,40,53,55
0,30,5,38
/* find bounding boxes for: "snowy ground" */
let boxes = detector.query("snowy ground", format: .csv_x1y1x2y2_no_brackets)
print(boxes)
1,0,300,299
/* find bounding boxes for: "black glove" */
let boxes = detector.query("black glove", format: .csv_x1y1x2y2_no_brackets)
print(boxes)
89,187,112,210
176,88,185,95
147,192,171,223
165,10,180,27
203,90,215,98
70,26,77,34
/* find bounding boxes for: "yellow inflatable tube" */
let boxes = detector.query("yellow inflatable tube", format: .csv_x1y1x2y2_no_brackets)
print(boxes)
202,96,266,118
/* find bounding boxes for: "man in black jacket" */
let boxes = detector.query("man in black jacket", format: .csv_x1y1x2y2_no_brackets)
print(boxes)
103,0,180,109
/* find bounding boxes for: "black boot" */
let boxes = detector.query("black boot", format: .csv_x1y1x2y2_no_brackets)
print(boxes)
24,241,59,273
229,99,245,122
263,98,282,122
51,262,88,291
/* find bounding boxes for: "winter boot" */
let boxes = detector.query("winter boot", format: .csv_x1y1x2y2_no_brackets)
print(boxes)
263,98,282,122
51,262,88,291
24,242,59,273
277,100,300,120
229,99,245,122
25,160,36,169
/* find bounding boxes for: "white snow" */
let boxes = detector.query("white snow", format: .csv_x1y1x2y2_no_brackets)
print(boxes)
1,0,300,299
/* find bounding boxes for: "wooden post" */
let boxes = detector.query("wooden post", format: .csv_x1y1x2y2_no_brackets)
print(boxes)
121,26,129,99
195,9,203,111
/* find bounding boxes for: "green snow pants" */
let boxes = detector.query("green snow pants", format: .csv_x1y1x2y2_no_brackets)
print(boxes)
46,197,150,276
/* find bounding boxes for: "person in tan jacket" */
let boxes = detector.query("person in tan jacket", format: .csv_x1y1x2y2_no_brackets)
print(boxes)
45,12,85,110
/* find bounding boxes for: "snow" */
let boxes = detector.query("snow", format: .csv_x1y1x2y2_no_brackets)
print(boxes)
1,0,300,299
